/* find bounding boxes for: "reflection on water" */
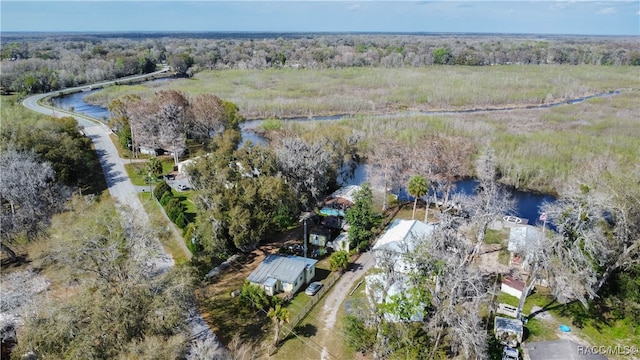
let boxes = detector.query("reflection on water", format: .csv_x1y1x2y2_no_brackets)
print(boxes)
338,163,554,225
52,90,110,122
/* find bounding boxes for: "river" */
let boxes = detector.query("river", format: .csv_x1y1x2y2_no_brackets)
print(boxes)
53,86,556,224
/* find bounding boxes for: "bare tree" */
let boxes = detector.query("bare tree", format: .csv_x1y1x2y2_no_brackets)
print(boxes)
366,137,409,211
0,151,67,261
188,337,228,360
128,97,160,156
426,135,474,208
539,175,640,307
274,136,334,208
12,199,193,359
157,102,187,165
188,94,227,140
465,147,515,262
413,223,488,360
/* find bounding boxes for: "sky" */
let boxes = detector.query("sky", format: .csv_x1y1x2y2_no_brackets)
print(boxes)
1,1,639,35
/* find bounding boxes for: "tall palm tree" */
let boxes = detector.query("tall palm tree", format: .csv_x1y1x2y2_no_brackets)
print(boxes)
267,304,290,346
407,175,428,220
146,157,163,178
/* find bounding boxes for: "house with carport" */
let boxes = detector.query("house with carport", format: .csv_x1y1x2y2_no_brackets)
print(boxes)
247,254,317,296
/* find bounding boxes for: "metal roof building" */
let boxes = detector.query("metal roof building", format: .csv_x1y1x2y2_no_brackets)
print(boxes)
247,254,318,295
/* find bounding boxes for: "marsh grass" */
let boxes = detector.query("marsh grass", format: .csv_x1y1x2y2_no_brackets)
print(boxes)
89,66,638,192
340,91,640,193
91,66,638,120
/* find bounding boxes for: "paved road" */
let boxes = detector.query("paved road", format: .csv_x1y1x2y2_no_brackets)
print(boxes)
22,70,220,357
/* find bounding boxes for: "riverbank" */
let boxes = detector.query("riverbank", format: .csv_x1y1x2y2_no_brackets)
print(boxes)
53,65,640,196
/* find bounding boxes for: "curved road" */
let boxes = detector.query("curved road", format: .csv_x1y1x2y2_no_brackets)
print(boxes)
22,68,222,357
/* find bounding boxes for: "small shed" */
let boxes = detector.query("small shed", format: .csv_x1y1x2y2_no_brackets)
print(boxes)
501,276,528,299
309,227,332,247
494,316,523,347
328,233,349,252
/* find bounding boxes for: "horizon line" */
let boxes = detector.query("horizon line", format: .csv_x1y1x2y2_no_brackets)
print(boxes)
2,30,638,37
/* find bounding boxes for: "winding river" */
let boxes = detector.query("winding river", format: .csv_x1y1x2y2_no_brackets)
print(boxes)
53,85,594,224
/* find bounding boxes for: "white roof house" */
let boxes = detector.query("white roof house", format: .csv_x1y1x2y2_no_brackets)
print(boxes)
327,232,349,252
372,219,436,273
328,185,362,204
508,225,542,270
365,219,435,322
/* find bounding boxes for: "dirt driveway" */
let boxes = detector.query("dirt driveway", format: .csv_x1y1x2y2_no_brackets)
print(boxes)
318,251,374,359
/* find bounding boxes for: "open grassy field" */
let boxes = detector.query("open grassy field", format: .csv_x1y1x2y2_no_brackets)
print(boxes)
123,156,176,186
87,65,639,119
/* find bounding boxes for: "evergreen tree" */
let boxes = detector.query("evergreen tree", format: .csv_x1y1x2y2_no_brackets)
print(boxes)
345,183,382,251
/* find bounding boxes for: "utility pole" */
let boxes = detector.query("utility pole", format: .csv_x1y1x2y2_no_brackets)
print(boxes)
148,172,152,196
303,218,308,258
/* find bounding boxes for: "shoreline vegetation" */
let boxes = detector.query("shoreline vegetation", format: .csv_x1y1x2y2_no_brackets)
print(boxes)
85,65,639,195
85,66,639,119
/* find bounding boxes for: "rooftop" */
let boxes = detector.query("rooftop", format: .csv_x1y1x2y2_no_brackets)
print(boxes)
502,276,526,292
372,219,435,253
494,316,524,334
247,254,317,285
329,185,362,204
508,225,542,252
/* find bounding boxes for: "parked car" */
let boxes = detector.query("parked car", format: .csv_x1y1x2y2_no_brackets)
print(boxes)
502,346,519,360
305,281,323,296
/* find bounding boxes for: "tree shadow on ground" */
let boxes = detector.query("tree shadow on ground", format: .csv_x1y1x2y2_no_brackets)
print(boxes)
293,323,317,337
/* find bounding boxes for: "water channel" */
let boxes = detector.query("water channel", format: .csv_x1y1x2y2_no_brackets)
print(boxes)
53,86,567,224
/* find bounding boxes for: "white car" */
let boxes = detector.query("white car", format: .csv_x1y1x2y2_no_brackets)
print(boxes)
502,347,519,360
304,281,323,296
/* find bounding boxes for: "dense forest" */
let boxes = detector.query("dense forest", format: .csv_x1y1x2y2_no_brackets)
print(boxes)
2,32,639,94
